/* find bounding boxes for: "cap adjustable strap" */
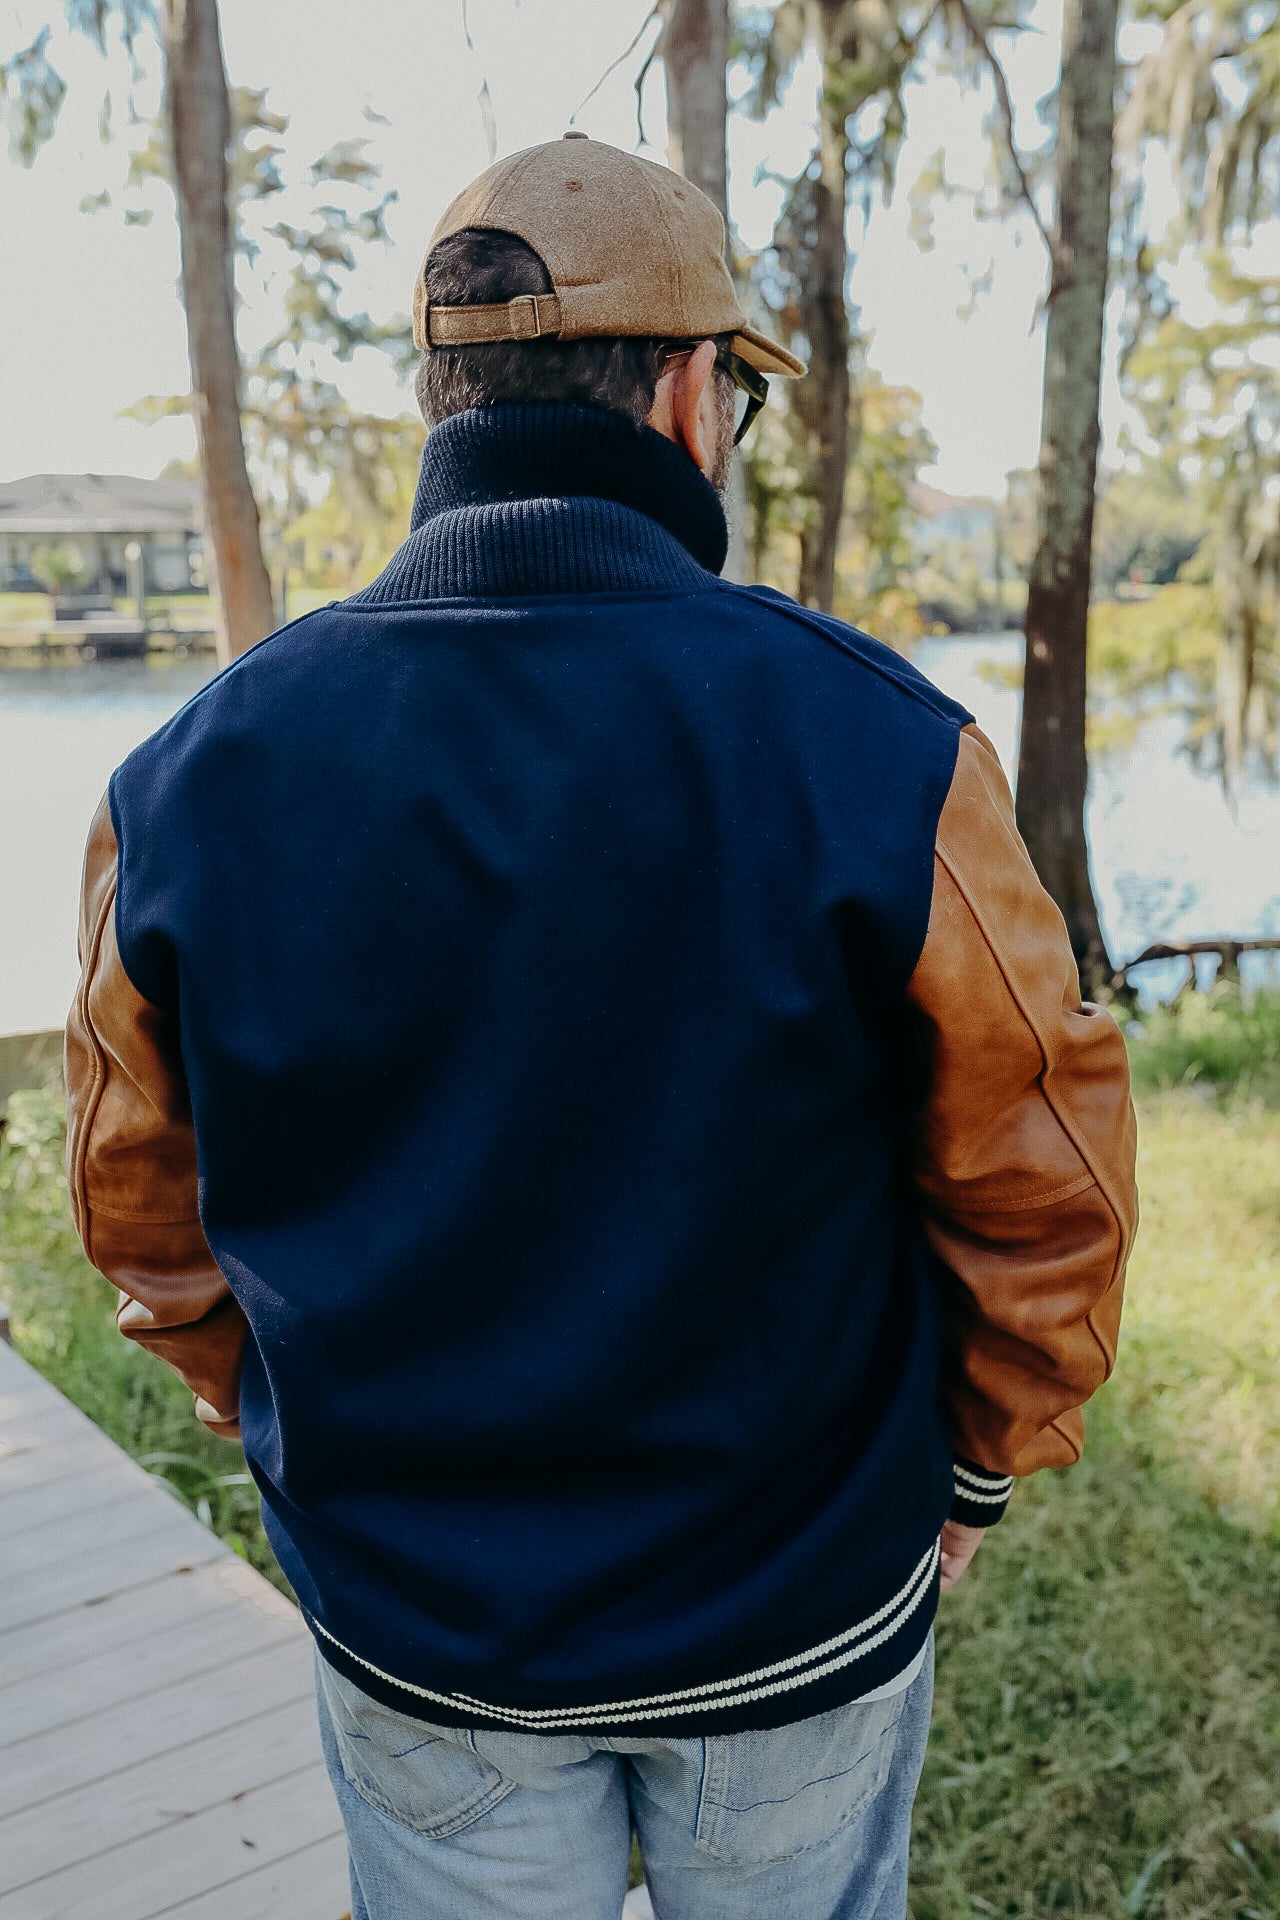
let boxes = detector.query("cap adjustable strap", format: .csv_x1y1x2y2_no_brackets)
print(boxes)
414,292,564,352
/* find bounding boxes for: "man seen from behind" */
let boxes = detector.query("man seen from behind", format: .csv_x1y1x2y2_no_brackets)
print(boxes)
66,135,1137,1920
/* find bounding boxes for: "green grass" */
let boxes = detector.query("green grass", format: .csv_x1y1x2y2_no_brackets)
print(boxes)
914,1088,1280,1916
2,1069,1278,1913
1125,985,1280,1108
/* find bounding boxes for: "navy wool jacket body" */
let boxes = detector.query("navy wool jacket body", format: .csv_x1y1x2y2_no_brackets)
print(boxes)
105,404,979,1735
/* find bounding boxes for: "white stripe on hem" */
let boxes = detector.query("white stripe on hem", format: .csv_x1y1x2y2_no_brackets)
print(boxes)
310,1539,939,1729
953,1466,1013,1493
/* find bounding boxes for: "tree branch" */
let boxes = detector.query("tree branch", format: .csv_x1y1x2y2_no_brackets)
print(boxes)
568,3,662,135
461,0,498,161
948,0,1053,258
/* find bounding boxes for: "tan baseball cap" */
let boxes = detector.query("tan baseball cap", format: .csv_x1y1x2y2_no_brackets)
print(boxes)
413,134,806,379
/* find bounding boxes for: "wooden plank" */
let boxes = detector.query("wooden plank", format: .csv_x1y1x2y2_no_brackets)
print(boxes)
0,1550,294,1691
0,1458,144,1543
0,1695,326,1889
3,1478,190,1579
0,1506,226,1635
0,1368,69,1428
0,1367,104,1441
0,1586,300,1749
0,1424,124,1496
0,1635,317,1818
0,1395,101,1456
0,1336,121,1466
157,1833,351,1920
0,1761,344,1920
0,1329,345,1917
0,1584,231,1707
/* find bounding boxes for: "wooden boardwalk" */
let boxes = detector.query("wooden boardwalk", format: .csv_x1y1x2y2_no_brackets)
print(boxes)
0,1337,349,1919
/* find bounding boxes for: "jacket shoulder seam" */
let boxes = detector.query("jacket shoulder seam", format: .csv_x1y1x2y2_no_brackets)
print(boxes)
716,582,971,726
117,606,335,765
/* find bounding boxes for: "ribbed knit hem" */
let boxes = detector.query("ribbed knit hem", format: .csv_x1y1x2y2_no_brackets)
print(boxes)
302,1538,941,1739
950,1458,1013,1527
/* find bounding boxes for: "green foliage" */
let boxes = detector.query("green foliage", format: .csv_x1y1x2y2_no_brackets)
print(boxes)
220,110,418,583
1087,583,1221,756
912,1088,1280,1915
736,0,1043,614
1121,0,1280,255
985,568,1280,773
125,83,289,258
4,8,415,602
0,1089,286,1591
125,75,419,595
1119,1,1280,787
1124,984,1280,1106
744,368,937,639
30,542,90,593
62,0,153,62
1,4,150,166
1091,462,1207,597
0,28,66,164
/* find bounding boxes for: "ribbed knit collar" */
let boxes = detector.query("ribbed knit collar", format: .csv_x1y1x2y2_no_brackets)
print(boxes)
351,403,727,604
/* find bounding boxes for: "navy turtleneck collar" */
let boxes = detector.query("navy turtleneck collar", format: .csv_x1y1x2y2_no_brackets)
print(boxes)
412,405,728,571
352,403,728,605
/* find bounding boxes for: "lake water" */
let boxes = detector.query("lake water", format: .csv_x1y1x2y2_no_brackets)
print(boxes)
1,636,1277,1034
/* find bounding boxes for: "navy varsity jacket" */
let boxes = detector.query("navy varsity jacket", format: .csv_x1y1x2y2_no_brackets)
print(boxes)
67,404,1137,1735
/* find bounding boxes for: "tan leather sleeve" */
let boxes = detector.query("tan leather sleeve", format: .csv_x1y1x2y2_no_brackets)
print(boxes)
908,724,1137,1478
64,793,246,1439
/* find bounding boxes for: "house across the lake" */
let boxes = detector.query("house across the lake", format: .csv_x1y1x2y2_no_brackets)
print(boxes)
0,472,204,597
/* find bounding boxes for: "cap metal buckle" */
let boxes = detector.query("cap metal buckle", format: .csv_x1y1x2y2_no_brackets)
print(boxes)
509,295,543,340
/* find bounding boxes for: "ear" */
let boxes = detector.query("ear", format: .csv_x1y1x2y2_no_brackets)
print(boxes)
648,340,719,478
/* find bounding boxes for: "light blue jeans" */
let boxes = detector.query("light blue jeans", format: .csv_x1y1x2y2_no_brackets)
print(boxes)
314,1635,934,1920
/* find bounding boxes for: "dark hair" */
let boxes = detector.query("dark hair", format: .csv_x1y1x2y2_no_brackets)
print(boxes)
415,229,729,430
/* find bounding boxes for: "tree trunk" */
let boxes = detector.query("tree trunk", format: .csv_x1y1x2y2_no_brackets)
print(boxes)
1015,0,1118,993
660,0,728,217
795,0,855,613
162,0,274,665
660,0,748,582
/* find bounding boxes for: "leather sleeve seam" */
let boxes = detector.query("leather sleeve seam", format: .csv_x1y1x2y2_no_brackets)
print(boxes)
922,1169,1098,1216
70,870,117,1270
934,826,1129,1381
87,1205,205,1225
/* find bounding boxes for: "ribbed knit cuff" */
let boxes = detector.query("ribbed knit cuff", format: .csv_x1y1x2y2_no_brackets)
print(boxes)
951,1458,1013,1527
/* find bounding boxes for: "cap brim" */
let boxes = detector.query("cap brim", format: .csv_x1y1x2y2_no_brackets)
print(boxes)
731,325,807,379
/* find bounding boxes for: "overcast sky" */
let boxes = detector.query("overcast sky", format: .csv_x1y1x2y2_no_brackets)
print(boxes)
0,0,1131,499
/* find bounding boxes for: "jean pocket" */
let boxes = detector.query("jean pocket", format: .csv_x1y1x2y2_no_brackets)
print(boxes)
317,1657,515,1839
695,1688,908,1867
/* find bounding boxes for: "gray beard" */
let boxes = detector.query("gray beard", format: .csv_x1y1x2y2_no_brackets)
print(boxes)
709,398,735,498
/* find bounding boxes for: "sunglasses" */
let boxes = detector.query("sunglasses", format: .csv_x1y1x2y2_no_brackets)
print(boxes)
659,342,770,444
